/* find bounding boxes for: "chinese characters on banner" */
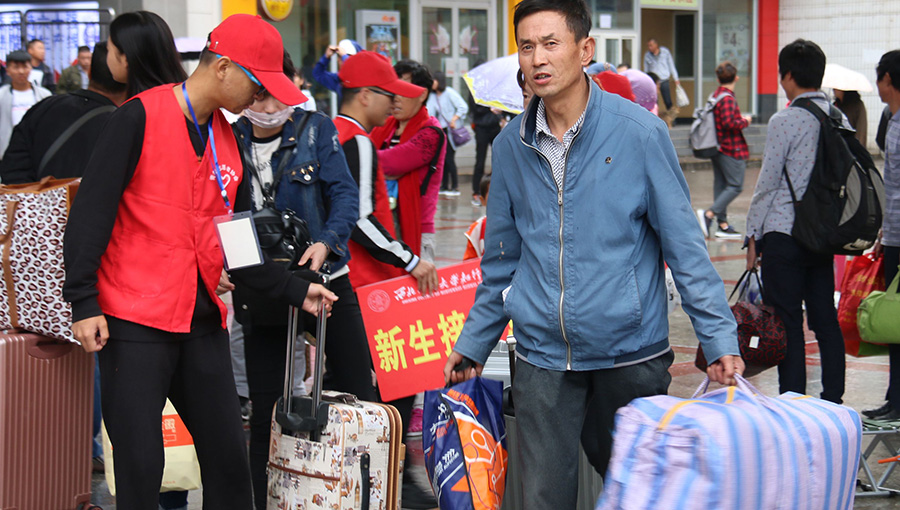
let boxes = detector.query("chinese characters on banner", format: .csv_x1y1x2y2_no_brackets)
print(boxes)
356,259,510,401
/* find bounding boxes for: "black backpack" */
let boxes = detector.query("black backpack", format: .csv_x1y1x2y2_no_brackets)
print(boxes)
782,98,886,255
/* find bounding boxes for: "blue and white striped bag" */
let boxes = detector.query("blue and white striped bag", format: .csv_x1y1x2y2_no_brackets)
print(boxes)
596,375,862,510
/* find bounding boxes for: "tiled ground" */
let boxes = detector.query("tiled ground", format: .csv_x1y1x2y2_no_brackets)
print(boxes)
90,161,900,509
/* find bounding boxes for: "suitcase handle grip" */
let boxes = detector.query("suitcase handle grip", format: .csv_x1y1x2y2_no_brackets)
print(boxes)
26,337,73,360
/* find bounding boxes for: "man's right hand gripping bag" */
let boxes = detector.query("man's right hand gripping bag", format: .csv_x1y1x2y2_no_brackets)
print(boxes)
596,375,862,510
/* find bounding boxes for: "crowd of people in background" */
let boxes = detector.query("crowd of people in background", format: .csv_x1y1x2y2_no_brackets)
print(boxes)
2,1,899,508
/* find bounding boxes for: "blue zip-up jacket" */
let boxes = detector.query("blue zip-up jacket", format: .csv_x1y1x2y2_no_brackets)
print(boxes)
454,79,739,371
233,110,359,273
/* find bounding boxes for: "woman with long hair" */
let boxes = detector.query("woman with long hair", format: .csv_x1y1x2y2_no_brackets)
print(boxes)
102,11,191,510
107,11,186,98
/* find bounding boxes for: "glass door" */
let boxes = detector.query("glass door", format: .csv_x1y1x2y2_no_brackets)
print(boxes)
420,3,492,103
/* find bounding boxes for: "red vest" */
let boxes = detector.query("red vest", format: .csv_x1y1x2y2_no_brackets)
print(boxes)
96,85,243,332
334,116,404,288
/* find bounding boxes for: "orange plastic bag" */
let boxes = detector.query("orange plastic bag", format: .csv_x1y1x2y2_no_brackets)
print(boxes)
838,254,887,356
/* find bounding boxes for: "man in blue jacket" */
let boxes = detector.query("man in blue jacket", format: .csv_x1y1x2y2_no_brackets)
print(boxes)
443,0,743,506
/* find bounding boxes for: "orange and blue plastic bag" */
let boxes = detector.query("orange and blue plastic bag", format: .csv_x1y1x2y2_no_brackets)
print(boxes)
424,377,508,509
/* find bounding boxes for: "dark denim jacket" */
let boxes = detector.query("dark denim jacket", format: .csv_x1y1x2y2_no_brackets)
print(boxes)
234,110,359,273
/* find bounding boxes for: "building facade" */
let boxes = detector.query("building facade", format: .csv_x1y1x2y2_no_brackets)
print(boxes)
3,0,898,148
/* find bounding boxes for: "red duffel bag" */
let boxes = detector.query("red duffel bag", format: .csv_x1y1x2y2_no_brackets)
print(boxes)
696,269,786,376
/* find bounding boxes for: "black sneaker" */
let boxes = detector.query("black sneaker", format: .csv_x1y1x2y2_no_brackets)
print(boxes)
864,402,893,419
874,408,900,422
696,209,713,238
714,225,742,239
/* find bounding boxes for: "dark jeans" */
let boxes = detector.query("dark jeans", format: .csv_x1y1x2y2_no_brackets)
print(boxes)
760,232,845,404
472,125,501,196
440,128,458,191
511,351,674,509
883,246,900,407
710,152,746,225
244,275,376,510
98,329,252,510
659,79,673,110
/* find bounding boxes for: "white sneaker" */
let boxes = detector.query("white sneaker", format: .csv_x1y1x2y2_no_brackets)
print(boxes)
471,198,482,206
447,190,461,197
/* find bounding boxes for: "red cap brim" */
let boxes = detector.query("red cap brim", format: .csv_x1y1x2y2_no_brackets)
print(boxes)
380,78,426,98
255,69,308,105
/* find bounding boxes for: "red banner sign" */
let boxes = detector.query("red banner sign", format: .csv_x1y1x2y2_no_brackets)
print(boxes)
357,259,508,401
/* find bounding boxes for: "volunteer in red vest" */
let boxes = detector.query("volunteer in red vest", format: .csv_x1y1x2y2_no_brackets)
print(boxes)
334,51,438,294
62,14,336,509
333,51,440,509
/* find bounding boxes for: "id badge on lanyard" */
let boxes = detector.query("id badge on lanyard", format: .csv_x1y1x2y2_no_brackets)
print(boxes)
183,82,263,270
214,211,264,270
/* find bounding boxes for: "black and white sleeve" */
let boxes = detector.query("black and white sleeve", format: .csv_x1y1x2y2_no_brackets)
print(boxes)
344,135,418,272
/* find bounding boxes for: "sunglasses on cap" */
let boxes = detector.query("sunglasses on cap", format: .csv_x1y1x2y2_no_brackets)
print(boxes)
215,53,266,96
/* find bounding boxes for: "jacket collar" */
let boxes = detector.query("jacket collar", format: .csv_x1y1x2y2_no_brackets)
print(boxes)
72,88,116,107
520,74,599,145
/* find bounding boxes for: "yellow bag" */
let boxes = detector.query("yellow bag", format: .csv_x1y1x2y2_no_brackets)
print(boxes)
101,399,202,495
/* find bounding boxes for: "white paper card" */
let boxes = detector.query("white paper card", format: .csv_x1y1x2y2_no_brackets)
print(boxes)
215,213,263,270
749,336,760,349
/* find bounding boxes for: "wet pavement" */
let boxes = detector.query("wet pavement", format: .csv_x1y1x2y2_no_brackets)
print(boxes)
90,161,900,509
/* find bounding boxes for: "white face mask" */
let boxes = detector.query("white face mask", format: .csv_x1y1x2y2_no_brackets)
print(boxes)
243,106,293,129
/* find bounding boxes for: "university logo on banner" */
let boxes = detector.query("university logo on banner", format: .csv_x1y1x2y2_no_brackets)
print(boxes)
356,259,511,401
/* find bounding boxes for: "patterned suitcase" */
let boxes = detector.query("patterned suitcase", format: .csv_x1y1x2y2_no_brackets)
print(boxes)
267,275,404,510
0,330,95,510
596,375,862,510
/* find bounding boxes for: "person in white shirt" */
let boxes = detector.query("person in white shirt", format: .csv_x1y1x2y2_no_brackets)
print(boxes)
0,50,51,162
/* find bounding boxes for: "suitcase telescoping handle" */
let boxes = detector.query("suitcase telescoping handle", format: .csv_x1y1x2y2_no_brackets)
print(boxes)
275,273,331,438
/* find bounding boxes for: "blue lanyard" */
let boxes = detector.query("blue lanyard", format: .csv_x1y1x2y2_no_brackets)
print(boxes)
181,82,231,211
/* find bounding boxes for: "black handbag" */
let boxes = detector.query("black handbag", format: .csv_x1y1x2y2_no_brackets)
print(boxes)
254,206,312,268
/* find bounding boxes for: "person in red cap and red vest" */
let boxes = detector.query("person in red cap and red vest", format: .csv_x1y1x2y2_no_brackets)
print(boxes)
334,51,439,293
334,51,441,509
63,14,336,509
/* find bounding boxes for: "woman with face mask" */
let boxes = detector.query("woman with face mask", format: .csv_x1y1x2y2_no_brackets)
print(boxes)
231,51,372,510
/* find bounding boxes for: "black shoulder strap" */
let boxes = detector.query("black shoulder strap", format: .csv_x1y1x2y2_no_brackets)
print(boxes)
38,105,115,175
249,111,314,204
420,125,445,195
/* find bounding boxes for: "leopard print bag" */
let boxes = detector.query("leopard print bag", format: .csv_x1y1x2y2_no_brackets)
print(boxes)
0,177,79,343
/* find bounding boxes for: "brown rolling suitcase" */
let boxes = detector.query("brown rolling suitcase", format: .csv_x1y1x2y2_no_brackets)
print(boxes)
266,274,405,509
0,331,96,510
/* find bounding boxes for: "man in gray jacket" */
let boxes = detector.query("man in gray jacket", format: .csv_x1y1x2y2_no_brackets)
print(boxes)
444,0,742,507
0,50,51,163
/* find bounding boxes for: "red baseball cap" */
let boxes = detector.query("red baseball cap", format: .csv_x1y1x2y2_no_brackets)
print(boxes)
594,71,636,102
208,14,306,105
339,52,425,98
